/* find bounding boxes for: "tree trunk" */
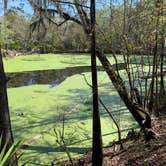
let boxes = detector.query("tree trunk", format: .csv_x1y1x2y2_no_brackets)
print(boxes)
90,0,103,165
148,0,161,116
0,47,17,165
160,0,165,94
96,51,155,141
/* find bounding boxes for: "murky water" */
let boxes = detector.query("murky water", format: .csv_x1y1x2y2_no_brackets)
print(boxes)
7,66,101,88
7,63,125,88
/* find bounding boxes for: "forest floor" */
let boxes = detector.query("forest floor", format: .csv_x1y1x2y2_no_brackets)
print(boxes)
55,115,166,166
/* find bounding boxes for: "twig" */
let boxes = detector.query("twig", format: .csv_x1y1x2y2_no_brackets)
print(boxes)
80,73,124,149
54,114,74,166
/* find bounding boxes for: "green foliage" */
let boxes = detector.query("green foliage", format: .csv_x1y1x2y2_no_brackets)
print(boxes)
5,10,29,50
0,16,13,46
0,1,162,54
0,136,20,166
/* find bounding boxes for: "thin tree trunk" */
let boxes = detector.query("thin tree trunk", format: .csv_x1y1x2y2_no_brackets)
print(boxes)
91,0,103,165
160,33,165,92
4,0,8,14
160,0,165,93
148,0,160,115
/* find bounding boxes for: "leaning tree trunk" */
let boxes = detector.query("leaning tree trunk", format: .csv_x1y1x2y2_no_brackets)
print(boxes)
96,51,155,141
0,47,17,165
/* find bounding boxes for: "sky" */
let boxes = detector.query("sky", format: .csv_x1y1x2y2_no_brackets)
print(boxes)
0,0,33,15
0,0,123,16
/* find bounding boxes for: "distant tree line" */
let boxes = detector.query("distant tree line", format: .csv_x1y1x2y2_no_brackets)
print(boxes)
0,0,165,55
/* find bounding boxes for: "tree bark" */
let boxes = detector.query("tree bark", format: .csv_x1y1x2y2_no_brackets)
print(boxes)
90,0,103,165
148,0,161,116
0,47,17,165
160,0,165,93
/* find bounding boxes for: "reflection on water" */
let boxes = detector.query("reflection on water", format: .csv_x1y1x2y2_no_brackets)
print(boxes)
7,66,99,88
7,64,125,88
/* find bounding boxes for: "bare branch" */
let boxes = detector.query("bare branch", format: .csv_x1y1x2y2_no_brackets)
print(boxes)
81,73,124,149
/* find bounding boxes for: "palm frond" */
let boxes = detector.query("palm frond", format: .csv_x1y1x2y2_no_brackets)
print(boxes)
0,136,21,166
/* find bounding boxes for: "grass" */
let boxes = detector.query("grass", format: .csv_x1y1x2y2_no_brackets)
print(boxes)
5,54,138,165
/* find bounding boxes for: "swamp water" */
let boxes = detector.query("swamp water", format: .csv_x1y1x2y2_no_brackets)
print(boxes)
7,63,138,165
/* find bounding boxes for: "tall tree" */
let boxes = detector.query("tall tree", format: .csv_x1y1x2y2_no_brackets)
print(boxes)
90,0,103,165
0,1,17,165
160,0,165,94
0,37,17,166
148,0,161,116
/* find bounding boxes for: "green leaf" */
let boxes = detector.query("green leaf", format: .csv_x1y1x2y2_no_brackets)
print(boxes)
0,136,21,166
